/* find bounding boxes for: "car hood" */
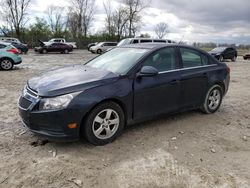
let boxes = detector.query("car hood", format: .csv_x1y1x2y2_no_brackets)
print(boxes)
28,65,118,97
38,40,46,47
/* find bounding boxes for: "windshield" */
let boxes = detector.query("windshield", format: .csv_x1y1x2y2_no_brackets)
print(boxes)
117,39,132,46
86,48,149,75
211,47,226,53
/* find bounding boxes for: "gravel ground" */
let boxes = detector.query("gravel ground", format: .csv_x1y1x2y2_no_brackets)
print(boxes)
0,50,250,188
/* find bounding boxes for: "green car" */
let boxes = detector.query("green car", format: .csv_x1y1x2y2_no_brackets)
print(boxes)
0,42,22,70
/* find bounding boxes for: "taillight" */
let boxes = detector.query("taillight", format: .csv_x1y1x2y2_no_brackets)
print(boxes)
7,48,18,54
226,66,230,73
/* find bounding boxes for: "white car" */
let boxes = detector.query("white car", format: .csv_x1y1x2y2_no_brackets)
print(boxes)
117,38,175,47
90,42,117,54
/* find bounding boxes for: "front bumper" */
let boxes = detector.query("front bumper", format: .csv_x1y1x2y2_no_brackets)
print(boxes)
14,60,22,65
18,90,82,142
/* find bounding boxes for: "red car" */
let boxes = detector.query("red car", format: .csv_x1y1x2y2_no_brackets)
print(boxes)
243,52,250,60
34,40,73,54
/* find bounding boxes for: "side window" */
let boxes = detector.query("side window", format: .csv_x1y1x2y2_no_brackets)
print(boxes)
140,40,152,43
0,44,6,49
153,40,166,43
180,48,208,68
132,39,139,44
143,48,176,72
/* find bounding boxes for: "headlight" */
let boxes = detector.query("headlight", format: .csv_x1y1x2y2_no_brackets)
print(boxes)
39,93,77,111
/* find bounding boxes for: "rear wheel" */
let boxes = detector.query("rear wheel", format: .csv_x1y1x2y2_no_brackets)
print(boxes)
0,58,14,70
201,85,223,114
83,102,125,145
64,49,69,54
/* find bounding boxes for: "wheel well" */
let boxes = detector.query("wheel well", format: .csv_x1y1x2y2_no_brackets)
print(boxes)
0,57,14,63
214,82,225,95
79,99,127,135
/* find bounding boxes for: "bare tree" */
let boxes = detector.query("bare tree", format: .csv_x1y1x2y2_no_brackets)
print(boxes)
1,0,31,39
46,5,65,35
123,0,149,37
112,6,129,41
154,22,168,39
103,0,116,36
70,0,95,37
67,11,79,38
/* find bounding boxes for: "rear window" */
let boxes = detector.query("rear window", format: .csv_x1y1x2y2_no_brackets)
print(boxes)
180,48,209,68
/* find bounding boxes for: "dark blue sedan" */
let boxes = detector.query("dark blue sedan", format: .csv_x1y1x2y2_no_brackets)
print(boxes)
18,44,230,145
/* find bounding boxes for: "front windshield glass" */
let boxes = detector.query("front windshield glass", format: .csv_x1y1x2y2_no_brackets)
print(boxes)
211,47,226,52
97,42,104,46
86,48,149,75
117,39,132,46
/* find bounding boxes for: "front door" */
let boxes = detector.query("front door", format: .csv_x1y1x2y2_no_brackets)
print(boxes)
134,47,181,119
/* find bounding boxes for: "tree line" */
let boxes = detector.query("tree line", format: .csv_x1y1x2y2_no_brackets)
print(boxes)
0,0,170,48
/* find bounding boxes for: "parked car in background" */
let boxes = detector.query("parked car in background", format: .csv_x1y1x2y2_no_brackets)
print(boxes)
43,38,77,49
87,42,98,51
19,43,230,145
34,40,73,54
209,47,237,62
243,52,250,60
117,38,175,47
0,42,22,70
0,37,22,44
89,42,117,54
4,41,29,54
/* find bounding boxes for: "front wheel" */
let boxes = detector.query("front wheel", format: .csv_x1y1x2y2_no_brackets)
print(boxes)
231,56,236,62
97,49,102,54
219,56,224,62
201,85,223,114
83,102,125,145
64,49,69,54
42,49,47,54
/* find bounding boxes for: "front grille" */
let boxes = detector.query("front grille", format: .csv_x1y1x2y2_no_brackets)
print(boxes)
19,97,32,110
26,86,38,98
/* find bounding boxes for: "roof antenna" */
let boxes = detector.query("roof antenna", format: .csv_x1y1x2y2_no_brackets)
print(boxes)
178,34,185,44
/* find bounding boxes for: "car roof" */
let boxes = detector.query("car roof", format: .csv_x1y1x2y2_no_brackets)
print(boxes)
0,41,11,45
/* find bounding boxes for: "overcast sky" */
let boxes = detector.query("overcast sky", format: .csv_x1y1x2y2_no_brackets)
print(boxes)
5,0,250,44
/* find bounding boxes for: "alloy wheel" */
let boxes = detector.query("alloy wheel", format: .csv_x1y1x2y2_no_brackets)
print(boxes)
1,59,13,70
208,89,221,110
92,109,120,140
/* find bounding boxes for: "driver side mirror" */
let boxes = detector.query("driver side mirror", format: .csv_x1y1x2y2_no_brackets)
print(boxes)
138,66,159,77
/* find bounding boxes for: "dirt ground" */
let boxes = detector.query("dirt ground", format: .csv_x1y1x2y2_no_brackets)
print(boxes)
0,50,250,188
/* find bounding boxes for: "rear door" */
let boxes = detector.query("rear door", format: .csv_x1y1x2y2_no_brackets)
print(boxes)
178,47,210,108
134,47,181,119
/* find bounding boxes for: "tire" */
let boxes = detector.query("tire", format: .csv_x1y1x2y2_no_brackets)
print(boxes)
231,56,236,62
64,49,69,54
0,58,14,70
97,49,102,54
42,49,47,54
201,85,223,114
83,102,125,145
219,56,224,62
